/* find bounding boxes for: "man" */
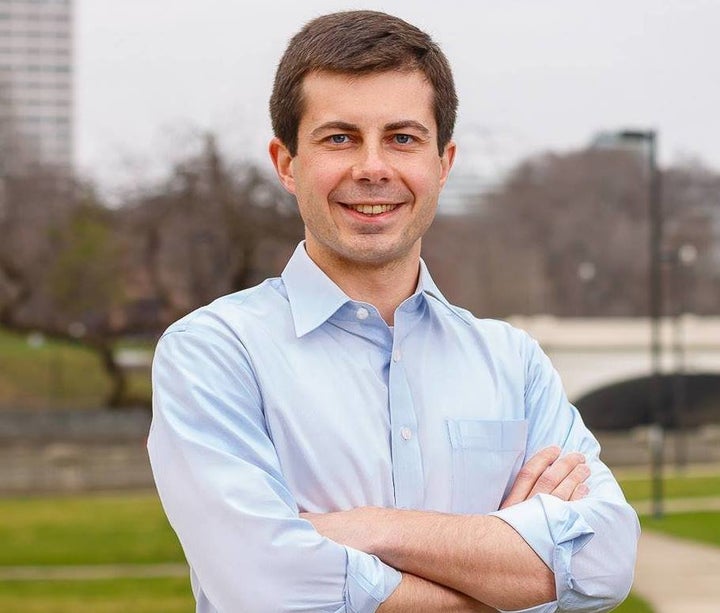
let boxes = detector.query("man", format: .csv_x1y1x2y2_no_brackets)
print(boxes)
149,10,639,613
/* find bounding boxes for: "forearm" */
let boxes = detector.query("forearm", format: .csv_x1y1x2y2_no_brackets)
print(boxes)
378,572,496,613
374,510,553,610
309,508,553,611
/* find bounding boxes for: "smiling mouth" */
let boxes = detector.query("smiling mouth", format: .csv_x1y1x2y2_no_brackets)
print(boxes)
343,203,399,215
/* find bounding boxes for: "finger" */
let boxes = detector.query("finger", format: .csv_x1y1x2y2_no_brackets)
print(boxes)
549,462,590,501
528,452,587,498
501,446,561,508
570,482,590,501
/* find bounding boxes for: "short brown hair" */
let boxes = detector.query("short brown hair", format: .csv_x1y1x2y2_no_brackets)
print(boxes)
270,10,457,157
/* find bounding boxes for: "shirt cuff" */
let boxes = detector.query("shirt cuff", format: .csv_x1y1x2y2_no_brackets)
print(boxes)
344,546,402,613
490,494,595,610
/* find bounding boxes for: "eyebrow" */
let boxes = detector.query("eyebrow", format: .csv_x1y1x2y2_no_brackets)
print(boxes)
384,120,431,136
310,119,431,139
310,121,358,138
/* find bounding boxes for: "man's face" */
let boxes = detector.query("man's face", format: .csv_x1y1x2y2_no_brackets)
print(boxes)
270,69,455,273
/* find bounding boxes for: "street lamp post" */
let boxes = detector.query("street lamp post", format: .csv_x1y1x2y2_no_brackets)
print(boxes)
616,129,664,518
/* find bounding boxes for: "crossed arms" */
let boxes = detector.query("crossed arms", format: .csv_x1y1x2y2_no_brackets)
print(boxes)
304,447,590,612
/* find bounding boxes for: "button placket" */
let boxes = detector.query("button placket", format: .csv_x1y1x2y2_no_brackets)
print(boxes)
388,337,423,509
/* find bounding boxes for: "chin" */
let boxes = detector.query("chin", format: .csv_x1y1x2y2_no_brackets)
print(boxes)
342,244,413,268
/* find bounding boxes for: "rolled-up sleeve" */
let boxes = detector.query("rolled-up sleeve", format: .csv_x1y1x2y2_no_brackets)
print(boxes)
148,317,401,612
490,334,640,613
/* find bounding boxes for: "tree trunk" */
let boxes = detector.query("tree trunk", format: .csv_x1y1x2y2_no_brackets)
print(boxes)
93,341,127,409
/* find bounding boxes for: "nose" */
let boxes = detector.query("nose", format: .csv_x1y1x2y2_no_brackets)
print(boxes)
351,143,393,183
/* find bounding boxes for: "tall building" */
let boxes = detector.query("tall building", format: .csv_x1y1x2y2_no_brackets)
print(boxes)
0,0,73,174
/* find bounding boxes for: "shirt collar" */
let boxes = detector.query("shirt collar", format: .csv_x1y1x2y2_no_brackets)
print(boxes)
416,258,451,310
281,241,462,337
281,242,351,337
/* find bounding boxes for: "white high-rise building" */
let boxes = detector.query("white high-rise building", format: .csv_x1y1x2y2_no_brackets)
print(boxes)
0,0,73,174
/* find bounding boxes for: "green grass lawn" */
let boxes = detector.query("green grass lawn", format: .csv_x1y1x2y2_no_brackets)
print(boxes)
614,592,654,613
0,577,193,613
0,327,152,409
0,494,184,566
618,474,720,502
641,510,720,548
0,493,190,611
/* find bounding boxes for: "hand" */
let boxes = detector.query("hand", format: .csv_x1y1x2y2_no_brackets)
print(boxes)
500,446,590,509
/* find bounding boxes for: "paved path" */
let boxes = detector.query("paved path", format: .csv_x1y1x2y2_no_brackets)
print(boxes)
631,496,720,612
634,529,720,613
0,563,188,581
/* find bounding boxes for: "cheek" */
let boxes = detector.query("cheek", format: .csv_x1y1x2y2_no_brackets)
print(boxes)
407,156,443,184
409,169,443,201
295,158,343,198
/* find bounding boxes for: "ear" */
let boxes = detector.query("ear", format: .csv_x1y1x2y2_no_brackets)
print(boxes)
269,138,296,195
438,141,456,188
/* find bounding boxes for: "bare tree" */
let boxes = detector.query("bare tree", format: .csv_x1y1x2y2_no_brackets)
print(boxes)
662,159,720,315
425,147,719,318
0,171,131,403
0,132,303,407
125,133,303,324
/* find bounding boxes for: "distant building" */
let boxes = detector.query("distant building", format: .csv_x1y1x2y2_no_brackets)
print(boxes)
590,130,651,159
0,0,73,174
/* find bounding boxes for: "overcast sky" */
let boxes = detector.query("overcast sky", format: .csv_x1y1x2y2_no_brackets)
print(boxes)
76,0,720,191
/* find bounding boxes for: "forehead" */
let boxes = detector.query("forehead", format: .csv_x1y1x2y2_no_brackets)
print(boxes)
298,70,436,131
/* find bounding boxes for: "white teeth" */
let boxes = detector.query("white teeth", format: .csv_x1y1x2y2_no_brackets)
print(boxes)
348,203,397,215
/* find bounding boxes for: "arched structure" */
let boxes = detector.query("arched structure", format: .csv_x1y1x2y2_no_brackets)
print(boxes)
508,316,720,430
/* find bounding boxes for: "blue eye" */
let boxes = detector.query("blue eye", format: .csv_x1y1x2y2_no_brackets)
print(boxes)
394,134,413,144
330,135,349,144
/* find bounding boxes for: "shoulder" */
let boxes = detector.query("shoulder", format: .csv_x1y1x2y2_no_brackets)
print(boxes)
439,300,537,351
161,277,287,341
153,279,289,387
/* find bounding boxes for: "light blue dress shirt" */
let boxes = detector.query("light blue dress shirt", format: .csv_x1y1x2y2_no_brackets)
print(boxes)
148,242,639,613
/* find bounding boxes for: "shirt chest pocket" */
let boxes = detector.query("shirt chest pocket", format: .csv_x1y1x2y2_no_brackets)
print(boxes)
446,419,528,514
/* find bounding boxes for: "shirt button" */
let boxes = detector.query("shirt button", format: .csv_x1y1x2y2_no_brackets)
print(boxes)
400,427,413,441
356,307,369,320
392,349,401,362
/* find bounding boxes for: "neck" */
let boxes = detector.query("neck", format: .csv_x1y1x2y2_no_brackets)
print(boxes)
306,246,422,326
340,261,419,325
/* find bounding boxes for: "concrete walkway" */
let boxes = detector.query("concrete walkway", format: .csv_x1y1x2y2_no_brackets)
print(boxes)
634,529,720,613
0,563,188,581
630,494,720,612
